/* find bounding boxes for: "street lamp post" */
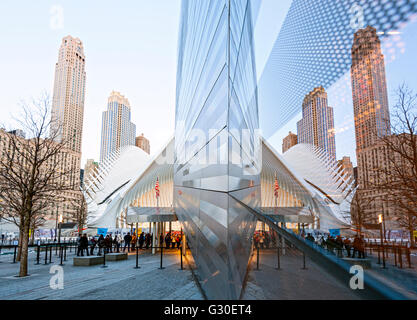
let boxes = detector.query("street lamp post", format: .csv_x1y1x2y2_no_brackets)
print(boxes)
58,214,63,244
378,214,386,269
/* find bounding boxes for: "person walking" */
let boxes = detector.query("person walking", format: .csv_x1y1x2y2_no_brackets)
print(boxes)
123,233,132,252
138,233,145,249
165,232,172,249
104,235,110,254
97,235,105,256
352,236,360,258
344,238,352,257
145,233,151,250
131,233,137,251
80,234,89,256
76,234,83,257
90,236,97,255
171,235,176,249
176,235,181,249
113,235,120,253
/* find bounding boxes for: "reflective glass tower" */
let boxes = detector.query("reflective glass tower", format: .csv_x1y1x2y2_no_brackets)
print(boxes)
100,91,136,163
297,86,336,160
174,0,260,299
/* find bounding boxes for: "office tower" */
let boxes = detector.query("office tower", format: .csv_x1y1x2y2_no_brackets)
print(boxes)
84,159,99,181
337,156,354,183
135,134,150,154
0,129,81,223
351,26,391,150
100,91,136,162
175,0,260,300
51,35,86,154
297,86,336,160
50,35,85,222
351,26,392,223
282,131,298,153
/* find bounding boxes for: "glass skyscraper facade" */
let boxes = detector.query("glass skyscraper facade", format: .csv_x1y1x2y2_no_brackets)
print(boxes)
100,91,136,163
174,0,260,299
297,86,336,160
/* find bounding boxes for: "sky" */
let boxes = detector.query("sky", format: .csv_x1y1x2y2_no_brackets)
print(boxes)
0,0,288,167
0,0,182,166
1,0,416,168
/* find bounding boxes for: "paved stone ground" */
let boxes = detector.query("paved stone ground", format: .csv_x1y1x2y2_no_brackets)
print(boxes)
0,248,204,300
242,247,360,300
361,250,417,298
1,246,415,300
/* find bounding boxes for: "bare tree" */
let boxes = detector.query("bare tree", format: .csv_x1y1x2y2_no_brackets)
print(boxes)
0,95,78,277
370,84,417,245
349,189,374,236
69,193,88,234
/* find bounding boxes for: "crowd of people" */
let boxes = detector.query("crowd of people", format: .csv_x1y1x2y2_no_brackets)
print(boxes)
76,231,182,257
253,231,367,259
304,233,367,259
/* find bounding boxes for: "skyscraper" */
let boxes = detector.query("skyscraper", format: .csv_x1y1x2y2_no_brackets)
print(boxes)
297,86,336,160
351,26,392,224
351,26,391,151
100,91,136,162
84,159,99,182
135,134,150,155
51,35,86,154
337,156,354,183
51,35,85,222
282,131,298,153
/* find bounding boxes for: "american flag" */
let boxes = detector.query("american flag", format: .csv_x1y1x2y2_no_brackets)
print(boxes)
274,175,280,198
155,178,160,198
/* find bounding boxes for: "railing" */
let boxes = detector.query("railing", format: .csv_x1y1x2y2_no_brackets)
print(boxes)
0,241,188,272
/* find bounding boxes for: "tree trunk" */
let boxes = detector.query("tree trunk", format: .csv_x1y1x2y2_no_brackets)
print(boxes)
16,225,23,262
19,218,30,277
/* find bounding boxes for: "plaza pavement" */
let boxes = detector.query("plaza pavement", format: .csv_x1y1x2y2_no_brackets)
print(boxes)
242,247,360,300
1,245,415,300
0,248,203,300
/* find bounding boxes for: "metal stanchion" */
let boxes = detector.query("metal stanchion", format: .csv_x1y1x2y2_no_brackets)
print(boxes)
64,245,67,262
13,246,17,264
44,245,48,265
134,246,140,269
179,247,184,270
275,245,281,270
49,245,53,264
35,245,40,265
302,251,307,270
159,246,165,270
59,246,64,266
394,245,397,267
101,251,108,268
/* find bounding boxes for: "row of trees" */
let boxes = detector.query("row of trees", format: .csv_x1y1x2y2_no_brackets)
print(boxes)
0,96,88,277
351,85,417,245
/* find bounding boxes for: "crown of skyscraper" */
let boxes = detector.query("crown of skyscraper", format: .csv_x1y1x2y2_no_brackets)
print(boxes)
108,91,131,108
